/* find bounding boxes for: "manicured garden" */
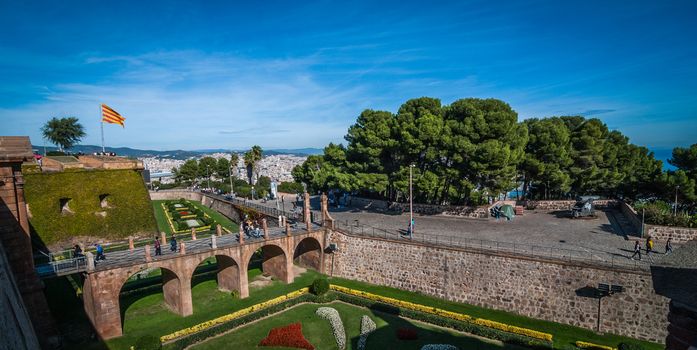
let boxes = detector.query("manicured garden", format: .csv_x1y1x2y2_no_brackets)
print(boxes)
44,266,662,350
151,199,238,234
191,302,515,350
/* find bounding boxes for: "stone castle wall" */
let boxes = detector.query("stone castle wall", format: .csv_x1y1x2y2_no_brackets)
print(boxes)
646,225,697,244
0,241,40,350
327,229,669,343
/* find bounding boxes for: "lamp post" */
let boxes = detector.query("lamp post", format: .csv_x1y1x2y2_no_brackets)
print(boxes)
675,185,679,216
409,164,415,239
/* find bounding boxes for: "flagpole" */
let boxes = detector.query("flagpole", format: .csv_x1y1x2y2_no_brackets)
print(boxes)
100,104,105,153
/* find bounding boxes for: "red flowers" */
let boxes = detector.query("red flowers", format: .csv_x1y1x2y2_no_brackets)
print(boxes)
259,322,314,350
179,211,190,216
396,327,418,340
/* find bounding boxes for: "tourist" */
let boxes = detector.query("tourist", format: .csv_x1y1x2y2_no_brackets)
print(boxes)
646,236,654,255
631,240,642,260
665,237,673,255
170,235,178,252
73,244,83,258
154,236,162,256
95,244,106,261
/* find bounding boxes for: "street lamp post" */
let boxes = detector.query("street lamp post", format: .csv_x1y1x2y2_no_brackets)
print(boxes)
675,185,680,216
409,164,415,239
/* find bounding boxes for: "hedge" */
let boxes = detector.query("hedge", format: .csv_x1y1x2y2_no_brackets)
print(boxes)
24,169,158,245
161,290,551,350
162,294,318,350
333,292,553,350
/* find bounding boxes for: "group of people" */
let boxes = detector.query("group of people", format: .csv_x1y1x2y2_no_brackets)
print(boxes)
243,218,264,238
631,236,673,260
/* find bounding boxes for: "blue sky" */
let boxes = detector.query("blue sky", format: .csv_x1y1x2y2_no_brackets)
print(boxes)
1,0,696,155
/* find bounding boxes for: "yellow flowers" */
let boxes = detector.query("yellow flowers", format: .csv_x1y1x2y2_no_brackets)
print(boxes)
329,285,553,342
575,341,616,350
160,287,309,343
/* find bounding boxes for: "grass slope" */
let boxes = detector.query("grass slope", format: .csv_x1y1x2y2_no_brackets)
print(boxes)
25,169,157,245
192,301,520,350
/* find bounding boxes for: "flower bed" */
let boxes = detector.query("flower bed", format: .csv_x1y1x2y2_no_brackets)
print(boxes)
316,307,346,350
357,315,376,350
576,341,617,350
330,284,552,342
161,200,216,233
161,288,309,343
258,322,314,350
397,327,419,340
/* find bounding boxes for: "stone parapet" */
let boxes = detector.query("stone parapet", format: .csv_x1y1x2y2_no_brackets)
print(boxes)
646,225,697,243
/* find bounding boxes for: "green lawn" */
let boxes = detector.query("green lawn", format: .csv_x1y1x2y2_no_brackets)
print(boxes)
192,301,520,350
106,268,323,350
151,199,239,235
327,277,662,350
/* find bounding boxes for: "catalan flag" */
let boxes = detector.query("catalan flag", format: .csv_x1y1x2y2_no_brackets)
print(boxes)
101,104,126,127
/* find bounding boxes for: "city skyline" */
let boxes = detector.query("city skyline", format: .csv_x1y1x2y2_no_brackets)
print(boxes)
1,0,696,152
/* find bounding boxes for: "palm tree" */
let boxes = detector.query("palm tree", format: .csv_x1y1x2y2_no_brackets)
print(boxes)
244,145,263,185
41,117,86,152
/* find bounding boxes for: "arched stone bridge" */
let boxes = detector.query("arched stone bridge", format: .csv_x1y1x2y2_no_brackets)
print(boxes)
83,192,335,339
83,228,326,339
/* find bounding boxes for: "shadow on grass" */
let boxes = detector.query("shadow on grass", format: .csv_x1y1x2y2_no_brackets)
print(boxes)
43,275,109,350
349,306,522,350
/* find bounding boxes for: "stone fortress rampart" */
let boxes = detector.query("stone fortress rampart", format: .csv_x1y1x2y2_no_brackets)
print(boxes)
326,229,669,343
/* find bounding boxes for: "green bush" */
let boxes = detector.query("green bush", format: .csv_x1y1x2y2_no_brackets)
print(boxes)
618,343,644,350
24,169,158,245
134,334,161,350
230,290,240,299
310,278,329,295
278,181,304,194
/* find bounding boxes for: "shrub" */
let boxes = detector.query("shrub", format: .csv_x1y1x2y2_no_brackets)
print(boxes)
258,322,314,350
618,343,644,350
397,327,418,340
316,307,346,350
135,335,161,350
358,315,376,350
230,290,240,299
311,278,329,295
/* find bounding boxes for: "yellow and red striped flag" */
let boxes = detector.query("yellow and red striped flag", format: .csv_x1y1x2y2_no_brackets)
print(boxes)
101,104,126,127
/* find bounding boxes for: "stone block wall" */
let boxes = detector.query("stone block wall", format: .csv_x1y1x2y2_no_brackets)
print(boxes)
327,229,669,343
619,201,643,232
149,190,203,201
646,225,697,243
523,199,618,211
347,196,488,218
0,241,40,350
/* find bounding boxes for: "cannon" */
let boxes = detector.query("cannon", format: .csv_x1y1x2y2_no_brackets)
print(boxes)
571,196,599,218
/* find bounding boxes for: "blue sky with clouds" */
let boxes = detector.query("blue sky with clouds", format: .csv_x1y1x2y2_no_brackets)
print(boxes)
1,0,696,153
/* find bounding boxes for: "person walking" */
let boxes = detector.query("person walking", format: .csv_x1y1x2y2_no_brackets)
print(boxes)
154,236,162,256
631,240,642,260
665,237,673,255
95,244,106,261
170,234,178,252
73,244,83,258
646,236,654,255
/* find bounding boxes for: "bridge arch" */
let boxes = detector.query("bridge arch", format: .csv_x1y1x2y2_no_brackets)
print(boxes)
243,242,293,284
293,236,322,271
188,253,242,294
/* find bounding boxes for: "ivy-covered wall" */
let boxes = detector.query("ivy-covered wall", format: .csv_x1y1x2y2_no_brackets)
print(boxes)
24,169,158,245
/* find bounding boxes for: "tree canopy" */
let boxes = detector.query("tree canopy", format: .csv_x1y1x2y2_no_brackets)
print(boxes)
293,96,680,206
41,117,86,151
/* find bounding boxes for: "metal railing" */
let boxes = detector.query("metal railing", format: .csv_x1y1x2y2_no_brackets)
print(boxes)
36,255,88,277
333,220,653,271
205,193,301,221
